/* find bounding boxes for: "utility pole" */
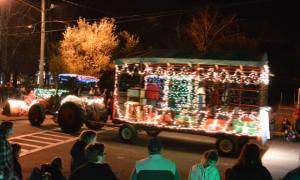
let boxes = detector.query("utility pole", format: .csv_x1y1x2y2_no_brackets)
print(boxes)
0,2,10,84
0,7,3,83
38,0,46,87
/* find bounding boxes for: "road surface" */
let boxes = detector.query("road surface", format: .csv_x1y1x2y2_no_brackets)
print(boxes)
1,115,299,179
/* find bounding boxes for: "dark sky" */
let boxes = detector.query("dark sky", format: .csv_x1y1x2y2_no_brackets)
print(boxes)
46,0,300,104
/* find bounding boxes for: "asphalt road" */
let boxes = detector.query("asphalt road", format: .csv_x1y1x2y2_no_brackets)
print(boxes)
2,116,300,180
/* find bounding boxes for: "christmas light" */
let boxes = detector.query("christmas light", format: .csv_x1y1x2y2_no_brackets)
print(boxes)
113,62,270,138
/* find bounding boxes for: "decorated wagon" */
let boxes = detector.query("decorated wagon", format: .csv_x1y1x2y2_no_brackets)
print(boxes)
112,52,271,156
2,74,108,132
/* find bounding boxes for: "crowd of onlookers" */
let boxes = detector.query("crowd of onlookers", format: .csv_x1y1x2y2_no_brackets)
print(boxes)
0,83,28,105
1,121,300,180
281,116,300,142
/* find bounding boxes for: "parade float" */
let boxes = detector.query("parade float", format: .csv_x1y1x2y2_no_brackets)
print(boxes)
112,53,271,156
3,74,108,132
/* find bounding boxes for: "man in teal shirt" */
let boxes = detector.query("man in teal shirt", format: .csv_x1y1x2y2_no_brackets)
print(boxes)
131,137,180,180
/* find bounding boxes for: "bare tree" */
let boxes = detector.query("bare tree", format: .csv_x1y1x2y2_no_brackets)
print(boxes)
188,6,239,54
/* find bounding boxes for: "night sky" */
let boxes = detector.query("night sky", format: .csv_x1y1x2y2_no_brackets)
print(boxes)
29,0,300,104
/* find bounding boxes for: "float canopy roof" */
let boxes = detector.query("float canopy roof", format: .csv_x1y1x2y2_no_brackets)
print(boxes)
115,49,268,67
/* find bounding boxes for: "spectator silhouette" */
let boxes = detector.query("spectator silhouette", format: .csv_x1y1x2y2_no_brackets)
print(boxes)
189,149,220,180
70,130,97,172
295,114,300,134
11,143,22,180
225,143,272,180
69,143,118,180
282,117,291,132
0,121,14,180
28,167,44,180
49,157,66,180
130,137,180,180
282,166,300,180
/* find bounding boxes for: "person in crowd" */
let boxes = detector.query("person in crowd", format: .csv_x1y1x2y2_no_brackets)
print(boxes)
189,149,220,180
284,125,298,142
295,113,300,134
225,143,272,180
11,143,22,180
282,165,300,180
0,121,14,180
70,130,97,172
69,143,118,180
130,137,180,180
49,157,66,180
88,86,95,95
28,167,44,180
282,117,291,132
0,84,3,103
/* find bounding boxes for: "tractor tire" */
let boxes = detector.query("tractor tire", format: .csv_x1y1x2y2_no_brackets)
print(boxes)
85,109,108,130
28,104,46,126
119,124,137,143
58,102,84,133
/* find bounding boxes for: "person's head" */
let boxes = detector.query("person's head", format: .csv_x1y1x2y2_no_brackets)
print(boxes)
148,137,162,155
201,149,219,167
79,130,97,144
0,121,13,137
51,157,63,171
85,143,105,163
12,143,21,158
237,143,261,167
29,167,43,180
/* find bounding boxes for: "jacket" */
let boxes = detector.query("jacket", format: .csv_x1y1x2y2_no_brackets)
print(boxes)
70,140,87,172
131,154,180,180
226,164,273,180
189,163,220,180
0,131,13,179
69,162,118,180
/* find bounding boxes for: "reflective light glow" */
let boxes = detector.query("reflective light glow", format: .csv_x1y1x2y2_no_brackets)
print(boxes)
7,99,29,115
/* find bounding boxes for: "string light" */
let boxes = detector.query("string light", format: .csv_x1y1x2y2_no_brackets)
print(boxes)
113,63,270,138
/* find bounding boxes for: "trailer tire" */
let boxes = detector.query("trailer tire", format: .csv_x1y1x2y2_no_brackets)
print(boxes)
119,124,137,143
2,101,10,116
58,102,84,133
146,129,161,137
28,104,45,126
85,110,108,130
216,136,238,157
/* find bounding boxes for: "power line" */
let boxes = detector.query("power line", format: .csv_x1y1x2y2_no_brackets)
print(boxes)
15,0,41,12
61,0,111,15
4,0,275,36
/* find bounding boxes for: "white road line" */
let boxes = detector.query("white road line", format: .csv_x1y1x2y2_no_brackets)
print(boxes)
20,136,79,157
9,128,60,139
46,131,74,136
38,133,72,139
30,135,65,142
9,141,42,148
17,137,52,145
21,149,28,153
9,126,118,157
